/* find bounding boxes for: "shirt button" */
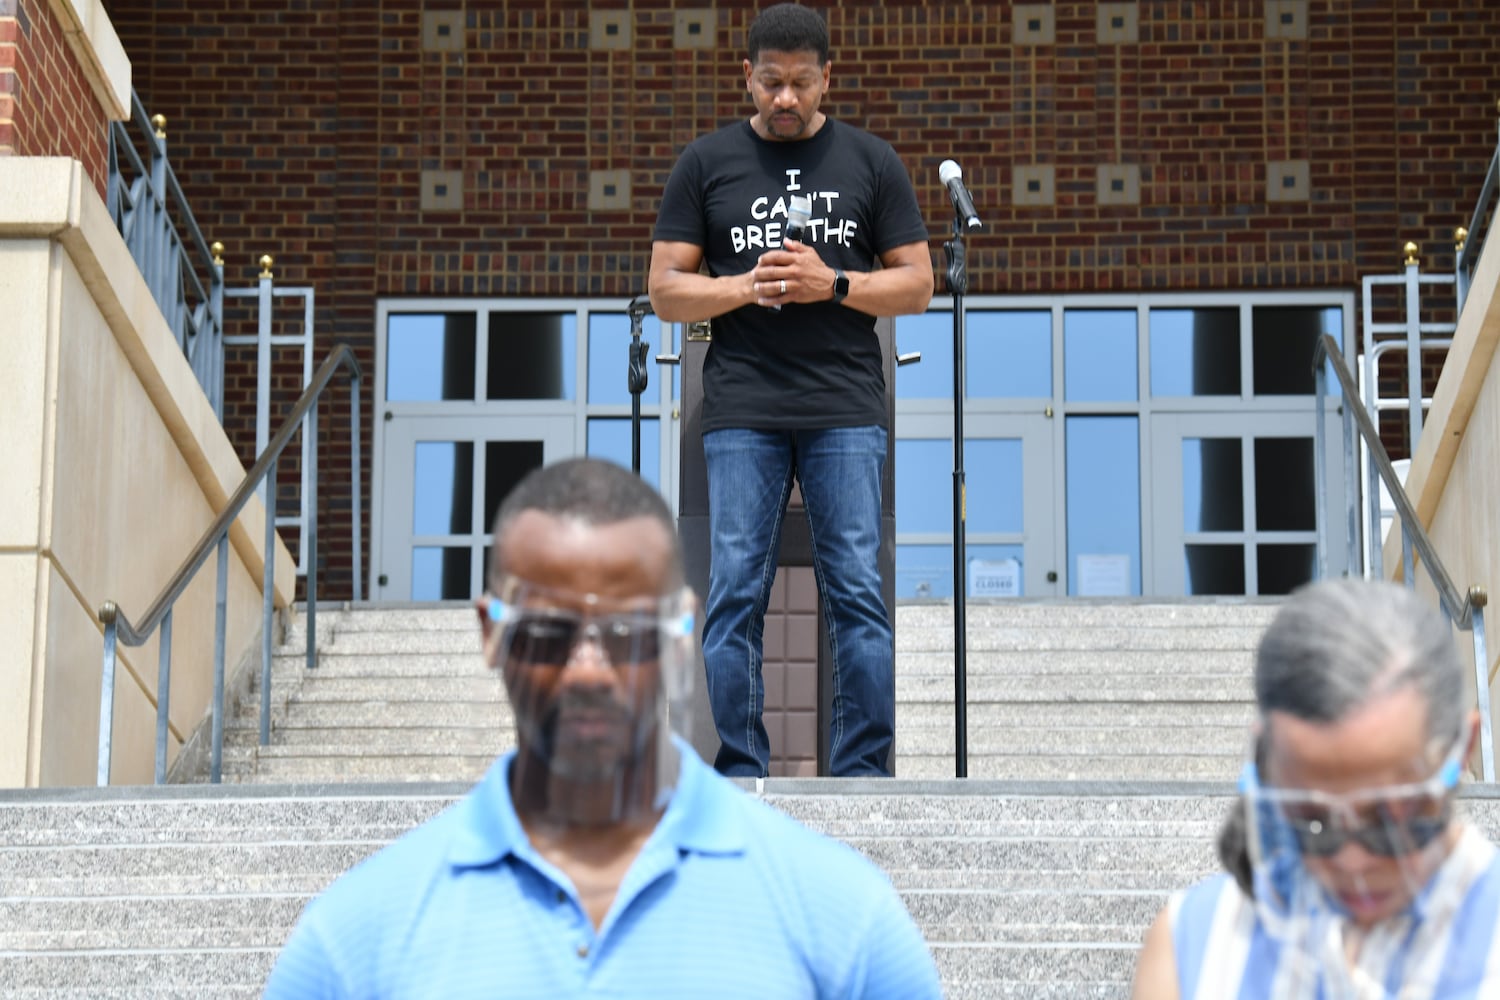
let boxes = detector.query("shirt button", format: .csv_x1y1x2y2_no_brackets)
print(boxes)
576,943,589,959
556,889,567,904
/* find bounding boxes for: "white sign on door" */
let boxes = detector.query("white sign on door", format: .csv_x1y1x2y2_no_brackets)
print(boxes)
969,557,1021,597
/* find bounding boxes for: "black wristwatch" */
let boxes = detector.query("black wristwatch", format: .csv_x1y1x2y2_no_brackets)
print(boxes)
831,268,850,304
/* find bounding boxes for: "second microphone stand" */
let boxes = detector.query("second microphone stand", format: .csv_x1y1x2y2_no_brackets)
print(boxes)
945,214,970,779
626,294,652,475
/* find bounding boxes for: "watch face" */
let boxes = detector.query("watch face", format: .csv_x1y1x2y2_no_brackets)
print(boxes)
834,269,850,299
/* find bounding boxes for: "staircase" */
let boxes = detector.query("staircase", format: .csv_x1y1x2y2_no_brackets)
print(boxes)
219,599,1273,785
3,598,1291,997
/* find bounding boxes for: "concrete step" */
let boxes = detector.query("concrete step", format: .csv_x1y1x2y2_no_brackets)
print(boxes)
895,674,1251,702
897,624,1268,653
228,700,508,730
894,754,1243,781
895,599,1280,628
0,951,276,994
224,725,509,752
896,648,1255,676
217,753,496,784
896,702,1254,729
893,724,1248,756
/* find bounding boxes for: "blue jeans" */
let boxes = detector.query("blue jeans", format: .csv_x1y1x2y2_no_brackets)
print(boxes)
702,426,893,777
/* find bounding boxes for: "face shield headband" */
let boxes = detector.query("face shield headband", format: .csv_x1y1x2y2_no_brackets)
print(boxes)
1238,729,1466,996
483,575,695,826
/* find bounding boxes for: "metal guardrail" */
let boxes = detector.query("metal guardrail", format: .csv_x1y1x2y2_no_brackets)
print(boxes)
106,92,226,417
1456,112,1500,316
1313,333,1492,780
96,346,364,786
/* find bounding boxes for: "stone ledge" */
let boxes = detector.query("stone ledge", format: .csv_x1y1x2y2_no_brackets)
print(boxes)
46,0,131,121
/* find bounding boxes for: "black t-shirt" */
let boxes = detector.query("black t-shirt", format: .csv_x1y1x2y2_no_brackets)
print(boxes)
653,119,930,433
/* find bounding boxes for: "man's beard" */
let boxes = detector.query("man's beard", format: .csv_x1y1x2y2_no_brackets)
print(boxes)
526,687,647,782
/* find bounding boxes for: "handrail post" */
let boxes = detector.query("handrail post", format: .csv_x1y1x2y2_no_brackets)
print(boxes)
1474,612,1494,783
97,619,119,786
1402,245,1424,448
154,611,173,783
1402,528,1416,590
261,457,277,748
1315,360,1329,578
306,401,319,671
148,114,167,314
211,535,229,783
210,242,226,422
255,257,275,501
351,371,364,603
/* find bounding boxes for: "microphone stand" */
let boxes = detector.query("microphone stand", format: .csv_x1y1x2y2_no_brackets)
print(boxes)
944,214,969,779
626,294,652,475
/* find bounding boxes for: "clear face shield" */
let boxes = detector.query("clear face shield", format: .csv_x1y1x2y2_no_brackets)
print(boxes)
1240,733,1466,997
482,575,696,826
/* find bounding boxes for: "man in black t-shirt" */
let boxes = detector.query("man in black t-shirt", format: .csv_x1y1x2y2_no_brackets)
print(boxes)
648,3,933,777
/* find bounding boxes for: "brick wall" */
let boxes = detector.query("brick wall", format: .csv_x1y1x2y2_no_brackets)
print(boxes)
2,0,109,194
103,0,1500,600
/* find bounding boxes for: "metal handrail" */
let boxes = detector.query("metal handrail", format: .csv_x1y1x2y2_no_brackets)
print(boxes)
1313,332,1492,780
96,345,364,785
107,91,226,417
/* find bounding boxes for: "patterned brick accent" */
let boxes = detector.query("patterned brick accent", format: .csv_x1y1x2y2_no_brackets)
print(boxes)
2,0,108,194
105,1,1500,598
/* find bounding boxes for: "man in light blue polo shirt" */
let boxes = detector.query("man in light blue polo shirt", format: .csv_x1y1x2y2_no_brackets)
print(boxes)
264,457,942,999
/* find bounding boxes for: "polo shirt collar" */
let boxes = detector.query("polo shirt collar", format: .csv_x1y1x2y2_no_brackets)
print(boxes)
445,738,746,869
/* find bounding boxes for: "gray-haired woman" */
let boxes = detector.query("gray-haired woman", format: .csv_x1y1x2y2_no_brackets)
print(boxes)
1132,578,1499,999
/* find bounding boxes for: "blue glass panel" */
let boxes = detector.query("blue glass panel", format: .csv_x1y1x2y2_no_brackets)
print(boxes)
896,543,1025,599
965,439,1023,534
487,312,577,401
895,438,953,534
1064,310,1137,402
1065,416,1141,595
893,311,953,399
1185,545,1245,596
587,417,662,491
413,441,473,535
412,547,472,601
588,312,667,406
1257,544,1316,595
387,314,477,401
969,310,1052,398
1182,438,1243,532
1150,308,1240,397
1253,306,1343,397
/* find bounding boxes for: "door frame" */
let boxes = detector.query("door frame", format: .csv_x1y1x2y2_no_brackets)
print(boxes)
373,412,575,601
894,411,1060,598
1147,408,1347,595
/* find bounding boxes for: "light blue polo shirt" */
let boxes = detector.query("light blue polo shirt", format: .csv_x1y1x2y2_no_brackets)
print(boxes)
263,740,942,999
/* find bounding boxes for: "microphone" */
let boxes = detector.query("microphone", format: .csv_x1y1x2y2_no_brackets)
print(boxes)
938,160,984,232
772,194,813,311
783,194,812,245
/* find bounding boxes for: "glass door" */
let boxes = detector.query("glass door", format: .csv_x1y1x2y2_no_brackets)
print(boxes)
1148,410,1346,595
377,415,574,600
894,413,1058,598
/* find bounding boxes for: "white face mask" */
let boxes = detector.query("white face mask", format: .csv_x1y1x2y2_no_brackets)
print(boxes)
1240,732,1469,998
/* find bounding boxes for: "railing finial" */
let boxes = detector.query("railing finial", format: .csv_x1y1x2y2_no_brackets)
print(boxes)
1472,586,1489,610
259,254,274,279
1456,227,1469,253
151,114,166,139
211,241,225,267
1403,241,1420,267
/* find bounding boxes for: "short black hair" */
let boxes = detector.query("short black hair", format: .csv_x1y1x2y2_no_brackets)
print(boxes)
747,3,829,65
490,457,682,581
